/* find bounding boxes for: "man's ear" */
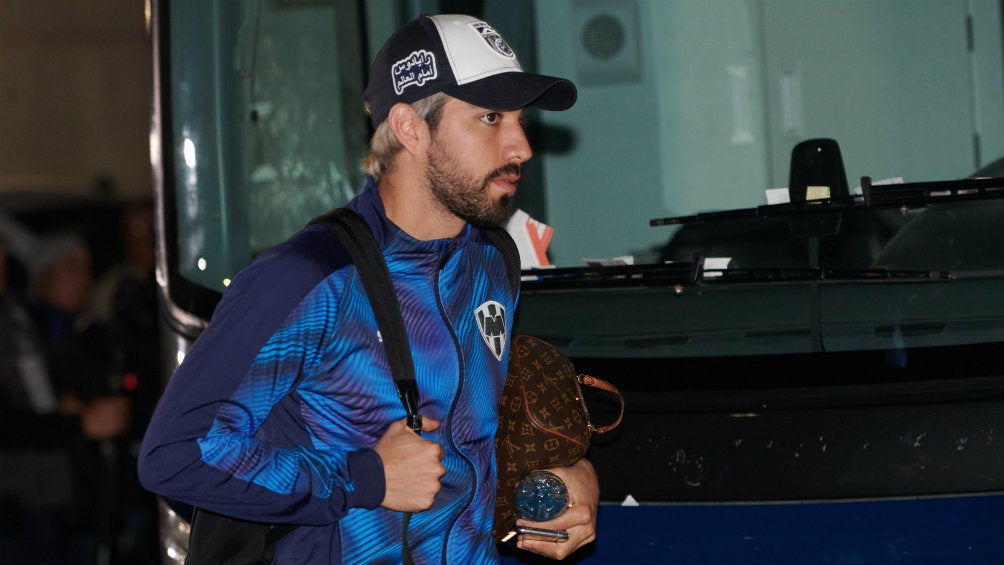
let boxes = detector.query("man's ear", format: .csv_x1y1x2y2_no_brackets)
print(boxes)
386,102,428,156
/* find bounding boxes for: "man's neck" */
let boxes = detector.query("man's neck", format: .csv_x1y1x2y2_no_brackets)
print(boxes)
377,174,466,241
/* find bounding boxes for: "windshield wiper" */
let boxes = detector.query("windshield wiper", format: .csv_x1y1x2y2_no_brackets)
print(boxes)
520,258,951,291
649,176,1004,227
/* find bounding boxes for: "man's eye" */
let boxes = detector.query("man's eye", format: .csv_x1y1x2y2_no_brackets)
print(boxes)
480,112,500,125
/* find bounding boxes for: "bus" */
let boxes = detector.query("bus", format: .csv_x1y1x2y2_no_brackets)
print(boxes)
149,1,1004,562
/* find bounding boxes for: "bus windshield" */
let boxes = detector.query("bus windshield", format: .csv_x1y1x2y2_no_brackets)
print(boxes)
159,0,1004,320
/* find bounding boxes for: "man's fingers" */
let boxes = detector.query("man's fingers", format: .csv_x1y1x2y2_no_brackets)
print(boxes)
376,417,446,512
420,416,440,433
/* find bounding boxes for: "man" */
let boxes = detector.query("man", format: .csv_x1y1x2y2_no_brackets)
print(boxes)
138,13,597,564
1,229,130,564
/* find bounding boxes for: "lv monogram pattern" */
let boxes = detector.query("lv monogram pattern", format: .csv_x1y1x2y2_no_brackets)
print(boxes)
492,335,590,539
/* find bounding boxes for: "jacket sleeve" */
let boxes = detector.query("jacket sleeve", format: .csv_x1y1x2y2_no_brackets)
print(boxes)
137,229,386,526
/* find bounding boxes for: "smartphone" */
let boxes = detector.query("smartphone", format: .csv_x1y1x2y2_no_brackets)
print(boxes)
514,526,570,540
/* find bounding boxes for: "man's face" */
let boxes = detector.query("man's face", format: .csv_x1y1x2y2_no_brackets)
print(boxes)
38,247,92,313
425,99,532,228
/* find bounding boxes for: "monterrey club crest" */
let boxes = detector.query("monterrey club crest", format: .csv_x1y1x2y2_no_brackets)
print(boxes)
470,21,515,59
475,300,507,361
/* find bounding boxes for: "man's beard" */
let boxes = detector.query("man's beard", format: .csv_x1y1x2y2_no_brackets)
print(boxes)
426,139,518,229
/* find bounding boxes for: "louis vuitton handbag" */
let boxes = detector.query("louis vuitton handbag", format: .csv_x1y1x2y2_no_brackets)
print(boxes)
492,334,624,541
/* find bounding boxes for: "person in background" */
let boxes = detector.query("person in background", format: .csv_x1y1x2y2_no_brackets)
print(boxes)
26,233,131,423
77,202,162,565
28,233,93,355
139,13,597,564
80,202,157,332
0,228,129,565
28,231,134,564
78,202,160,440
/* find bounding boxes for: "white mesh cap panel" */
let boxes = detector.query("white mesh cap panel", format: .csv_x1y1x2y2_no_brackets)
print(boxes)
429,15,524,85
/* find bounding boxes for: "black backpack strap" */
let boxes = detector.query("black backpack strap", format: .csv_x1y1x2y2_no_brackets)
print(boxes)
261,523,297,565
309,207,421,565
310,208,421,432
307,210,519,565
484,227,521,297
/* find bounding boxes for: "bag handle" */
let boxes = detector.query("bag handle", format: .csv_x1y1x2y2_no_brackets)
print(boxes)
577,374,624,434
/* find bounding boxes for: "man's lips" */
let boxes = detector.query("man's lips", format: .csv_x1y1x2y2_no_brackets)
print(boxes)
492,174,520,192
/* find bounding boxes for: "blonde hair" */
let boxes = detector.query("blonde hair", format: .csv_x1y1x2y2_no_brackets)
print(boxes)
362,93,450,180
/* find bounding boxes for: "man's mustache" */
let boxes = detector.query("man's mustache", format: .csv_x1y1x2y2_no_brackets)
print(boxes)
486,163,522,184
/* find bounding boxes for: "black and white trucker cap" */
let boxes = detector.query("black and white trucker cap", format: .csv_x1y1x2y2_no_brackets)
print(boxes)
363,14,577,128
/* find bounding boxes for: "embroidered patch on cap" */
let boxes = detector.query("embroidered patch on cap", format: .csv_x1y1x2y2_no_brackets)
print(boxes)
470,21,515,59
392,49,438,95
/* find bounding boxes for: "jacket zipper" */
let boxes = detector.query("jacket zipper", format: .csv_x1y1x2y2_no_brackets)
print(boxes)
435,242,478,564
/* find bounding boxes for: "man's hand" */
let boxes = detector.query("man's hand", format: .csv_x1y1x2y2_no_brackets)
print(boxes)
77,395,130,440
374,417,445,512
516,458,599,560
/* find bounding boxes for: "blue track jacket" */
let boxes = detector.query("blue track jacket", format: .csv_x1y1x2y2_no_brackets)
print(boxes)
138,179,518,564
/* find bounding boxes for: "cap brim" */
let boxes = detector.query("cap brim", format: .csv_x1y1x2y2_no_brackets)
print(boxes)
443,71,577,113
